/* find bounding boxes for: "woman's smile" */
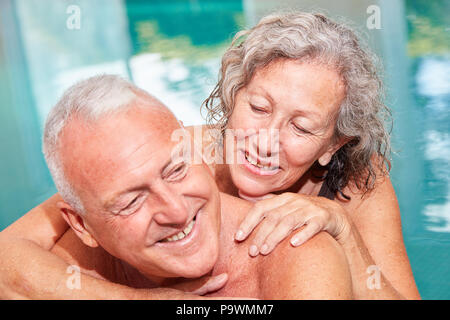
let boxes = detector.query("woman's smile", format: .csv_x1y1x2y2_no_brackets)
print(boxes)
239,149,281,176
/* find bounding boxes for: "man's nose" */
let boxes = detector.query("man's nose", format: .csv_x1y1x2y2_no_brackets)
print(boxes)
151,183,189,226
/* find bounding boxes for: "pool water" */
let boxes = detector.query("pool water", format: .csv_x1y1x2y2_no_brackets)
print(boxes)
0,0,448,299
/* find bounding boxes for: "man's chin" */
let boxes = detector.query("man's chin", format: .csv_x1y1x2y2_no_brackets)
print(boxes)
167,255,217,279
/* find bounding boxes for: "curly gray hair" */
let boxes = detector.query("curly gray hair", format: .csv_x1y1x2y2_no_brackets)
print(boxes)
202,11,392,196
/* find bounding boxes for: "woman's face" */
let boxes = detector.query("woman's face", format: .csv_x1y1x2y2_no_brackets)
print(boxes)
226,58,346,198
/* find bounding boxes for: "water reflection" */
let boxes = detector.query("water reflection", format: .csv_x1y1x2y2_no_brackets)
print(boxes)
14,0,133,123
127,0,244,125
416,58,450,233
130,52,219,125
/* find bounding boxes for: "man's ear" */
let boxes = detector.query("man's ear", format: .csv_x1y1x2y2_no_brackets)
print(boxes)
318,137,350,167
56,201,99,248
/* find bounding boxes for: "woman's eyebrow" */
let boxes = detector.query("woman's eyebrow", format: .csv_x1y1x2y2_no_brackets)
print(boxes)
292,105,322,119
247,85,326,125
247,86,275,104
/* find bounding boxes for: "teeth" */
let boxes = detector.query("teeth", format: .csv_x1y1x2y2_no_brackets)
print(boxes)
161,219,195,243
245,152,278,171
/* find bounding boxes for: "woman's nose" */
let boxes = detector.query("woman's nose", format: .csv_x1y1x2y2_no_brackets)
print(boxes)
255,128,280,158
247,122,280,159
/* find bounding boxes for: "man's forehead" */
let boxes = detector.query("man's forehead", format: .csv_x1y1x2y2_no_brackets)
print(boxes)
59,104,182,191
65,102,179,141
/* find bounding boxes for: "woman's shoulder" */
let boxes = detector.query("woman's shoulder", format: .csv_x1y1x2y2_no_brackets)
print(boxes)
338,154,392,203
339,171,399,224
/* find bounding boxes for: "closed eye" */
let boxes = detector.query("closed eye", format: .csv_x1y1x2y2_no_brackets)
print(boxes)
292,122,311,135
166,162,188,182
250,104,268,114
117,194,144,216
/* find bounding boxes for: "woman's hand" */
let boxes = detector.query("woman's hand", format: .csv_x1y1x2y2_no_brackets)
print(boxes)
235,192,351,256
166,273,229,296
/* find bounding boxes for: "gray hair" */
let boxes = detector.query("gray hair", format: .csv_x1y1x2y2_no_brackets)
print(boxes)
203,11,392,195
43,74,156,213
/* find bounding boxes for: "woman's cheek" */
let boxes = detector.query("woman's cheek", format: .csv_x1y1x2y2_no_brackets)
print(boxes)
228,104,257,130
283,137,322,167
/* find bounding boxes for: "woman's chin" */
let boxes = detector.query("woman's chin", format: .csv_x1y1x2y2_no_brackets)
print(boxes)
234,177,276,199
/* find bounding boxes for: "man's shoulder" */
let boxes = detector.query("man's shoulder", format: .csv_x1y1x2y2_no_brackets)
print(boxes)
51,229,114,280
261,229,342,270
258,230,351,299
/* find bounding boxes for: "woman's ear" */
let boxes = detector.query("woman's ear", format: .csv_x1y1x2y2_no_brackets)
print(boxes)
318,137,350,166
56,201,99,248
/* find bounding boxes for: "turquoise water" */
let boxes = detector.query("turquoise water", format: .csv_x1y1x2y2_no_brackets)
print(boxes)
0,0,448,299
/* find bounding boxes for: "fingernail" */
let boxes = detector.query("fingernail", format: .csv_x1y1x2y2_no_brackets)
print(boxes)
249,245,259,256
235,230,245,241
217,273,227,282
291,238,300,246
260,244,269,254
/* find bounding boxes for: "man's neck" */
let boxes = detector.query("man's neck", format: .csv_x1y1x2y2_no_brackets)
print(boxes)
210,193,252,274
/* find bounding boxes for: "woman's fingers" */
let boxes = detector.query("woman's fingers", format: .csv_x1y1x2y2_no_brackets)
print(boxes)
247,217,279,256
247,201,305,256
290,218,323,247
189,273,228,295
235,194,294,241
259,214,307,255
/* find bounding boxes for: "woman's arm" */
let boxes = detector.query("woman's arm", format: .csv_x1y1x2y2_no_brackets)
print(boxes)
339,175,420,299
0,236,203,299
1,193,69,250
0,194,185,299
0,195,226,299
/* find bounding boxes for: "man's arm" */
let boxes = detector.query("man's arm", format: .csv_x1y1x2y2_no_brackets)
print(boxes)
260,231,353,299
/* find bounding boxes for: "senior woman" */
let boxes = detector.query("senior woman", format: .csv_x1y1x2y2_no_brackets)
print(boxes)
200,12,420,299
0,12,419,299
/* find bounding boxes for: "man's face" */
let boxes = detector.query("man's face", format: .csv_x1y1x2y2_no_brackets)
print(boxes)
59,103,221,281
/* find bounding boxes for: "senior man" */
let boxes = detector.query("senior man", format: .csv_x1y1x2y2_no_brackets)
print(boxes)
0,75,352,299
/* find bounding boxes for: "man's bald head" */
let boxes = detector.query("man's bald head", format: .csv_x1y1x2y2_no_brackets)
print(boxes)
43,74,180,213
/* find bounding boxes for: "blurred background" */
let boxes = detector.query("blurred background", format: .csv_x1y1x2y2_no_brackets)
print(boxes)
0,0,448,299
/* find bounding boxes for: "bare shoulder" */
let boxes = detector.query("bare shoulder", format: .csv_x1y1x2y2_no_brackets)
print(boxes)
0,193,69,250
51,229,96,268
339,156,397,212
258,230,352,299
337,166,420,299
261,230,345,274
51,229,114,281
339,172,401,234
